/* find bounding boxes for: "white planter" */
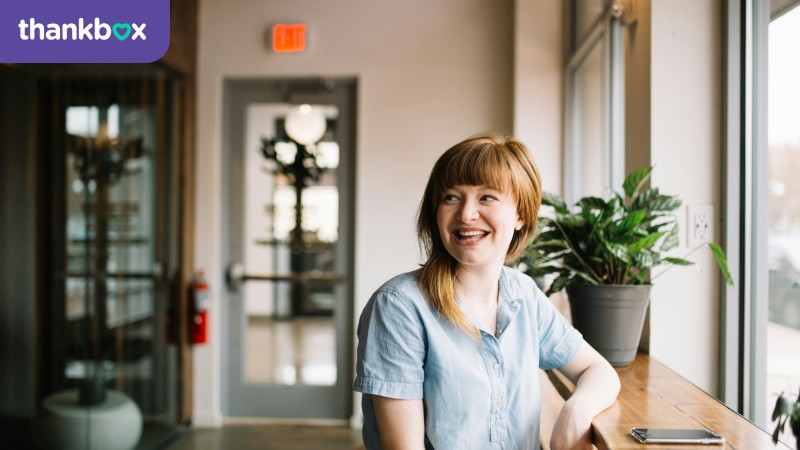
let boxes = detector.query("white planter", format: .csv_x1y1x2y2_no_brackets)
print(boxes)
35,389,142,450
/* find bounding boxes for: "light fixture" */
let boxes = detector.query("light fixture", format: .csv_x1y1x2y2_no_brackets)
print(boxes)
284,104,326,146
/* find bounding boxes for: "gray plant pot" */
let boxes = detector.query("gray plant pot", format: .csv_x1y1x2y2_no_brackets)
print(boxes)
566,283,651,367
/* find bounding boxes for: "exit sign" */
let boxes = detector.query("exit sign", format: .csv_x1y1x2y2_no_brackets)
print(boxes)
272,24,307,53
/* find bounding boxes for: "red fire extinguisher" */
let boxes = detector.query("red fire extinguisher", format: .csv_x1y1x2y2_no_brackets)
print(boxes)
190,269,210,344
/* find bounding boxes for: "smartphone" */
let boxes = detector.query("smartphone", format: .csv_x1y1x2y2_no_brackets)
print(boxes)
630,428,725,445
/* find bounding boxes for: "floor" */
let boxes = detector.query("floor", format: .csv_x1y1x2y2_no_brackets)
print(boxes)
163,424,363,450
162,317,360,449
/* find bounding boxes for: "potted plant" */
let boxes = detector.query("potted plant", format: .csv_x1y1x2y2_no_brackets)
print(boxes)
520,166,733,366
772,387,800,449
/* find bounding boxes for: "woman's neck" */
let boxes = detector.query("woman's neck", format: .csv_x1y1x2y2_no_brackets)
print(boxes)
455,265,502,305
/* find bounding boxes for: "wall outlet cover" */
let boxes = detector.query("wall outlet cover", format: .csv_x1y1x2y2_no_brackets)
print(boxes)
687,204,714,247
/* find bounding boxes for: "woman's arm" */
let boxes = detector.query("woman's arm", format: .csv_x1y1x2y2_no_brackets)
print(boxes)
549,341,620,450
372,395,426,450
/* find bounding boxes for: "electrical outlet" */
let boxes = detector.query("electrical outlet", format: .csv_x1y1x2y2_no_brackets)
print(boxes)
687,204,714,247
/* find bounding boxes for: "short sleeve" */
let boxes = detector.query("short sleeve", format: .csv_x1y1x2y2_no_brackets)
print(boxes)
354,288,426,400
535,289,582,370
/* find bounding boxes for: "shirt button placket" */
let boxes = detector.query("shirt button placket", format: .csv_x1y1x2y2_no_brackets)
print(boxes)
483,336,506,444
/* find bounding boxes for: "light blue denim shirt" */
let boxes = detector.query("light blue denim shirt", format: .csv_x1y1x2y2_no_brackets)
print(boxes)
354,267,582,450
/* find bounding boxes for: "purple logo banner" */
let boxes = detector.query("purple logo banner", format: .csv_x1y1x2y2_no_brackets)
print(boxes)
0,0,170,63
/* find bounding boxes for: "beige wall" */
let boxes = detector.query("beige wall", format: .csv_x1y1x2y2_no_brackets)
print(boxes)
647,0,723,395
195,0,516,426
514,0,564,194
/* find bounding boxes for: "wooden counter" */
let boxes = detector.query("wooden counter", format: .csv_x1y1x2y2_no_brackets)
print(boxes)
547,354,792,449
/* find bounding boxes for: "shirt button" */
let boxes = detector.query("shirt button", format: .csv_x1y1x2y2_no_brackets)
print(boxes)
492,362,500,370
510,300,516,304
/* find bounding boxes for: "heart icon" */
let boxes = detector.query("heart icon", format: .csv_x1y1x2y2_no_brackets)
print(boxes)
113,23,132,41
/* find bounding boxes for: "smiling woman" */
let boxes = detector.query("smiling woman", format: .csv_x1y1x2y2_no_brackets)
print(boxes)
354,132,620,450
416,134,542,337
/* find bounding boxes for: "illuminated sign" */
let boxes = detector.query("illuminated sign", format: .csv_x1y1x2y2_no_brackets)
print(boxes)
272,23,306,53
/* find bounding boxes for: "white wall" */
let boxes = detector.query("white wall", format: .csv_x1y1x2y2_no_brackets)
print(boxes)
195,0,515,426
514,0,563,194
648,0,723,395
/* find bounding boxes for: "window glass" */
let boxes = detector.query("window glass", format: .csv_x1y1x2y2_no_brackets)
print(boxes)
565,0,622,203
573,40,607,199
766,7,800,445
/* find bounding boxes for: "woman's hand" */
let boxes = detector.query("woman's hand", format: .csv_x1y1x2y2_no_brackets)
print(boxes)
549,341,620,450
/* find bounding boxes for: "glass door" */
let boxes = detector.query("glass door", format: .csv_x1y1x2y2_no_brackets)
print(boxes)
37,69,181,449
223,79,355,419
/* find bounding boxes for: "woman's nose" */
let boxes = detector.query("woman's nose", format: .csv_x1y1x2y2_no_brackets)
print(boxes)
457,200,479,222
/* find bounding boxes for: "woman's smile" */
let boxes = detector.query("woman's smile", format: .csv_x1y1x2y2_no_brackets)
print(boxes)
453,228,489,242
437,184,523,270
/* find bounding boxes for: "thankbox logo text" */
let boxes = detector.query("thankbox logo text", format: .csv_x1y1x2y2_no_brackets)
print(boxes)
18,18,147,41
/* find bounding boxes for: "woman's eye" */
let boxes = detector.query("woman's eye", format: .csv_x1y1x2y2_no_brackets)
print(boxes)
480,195,497,202
442,194,458,202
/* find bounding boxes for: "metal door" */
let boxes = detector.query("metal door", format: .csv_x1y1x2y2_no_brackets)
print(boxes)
222,78,355,419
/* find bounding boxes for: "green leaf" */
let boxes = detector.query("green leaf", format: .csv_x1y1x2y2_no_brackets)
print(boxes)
537,216,557,230
532,229,560,240
772,419,784,445
650,195,682,212
542,192,568,212
546,274,572,296
632,250,657,268
662,257,693,266
623,166,652,199
581,207,599,226
559,214,586,229
661,225,680,252
773,394,792,421
529,239,569,249
630,188,658,211
524,264,563,277
709,242,734,286
628,231,666,253
605,241,631,263
578,196,607,211
616,209,647,233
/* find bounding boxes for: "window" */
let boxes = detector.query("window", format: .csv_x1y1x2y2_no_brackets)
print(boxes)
764,4,800,444
725,2,800,445
564,0,625,203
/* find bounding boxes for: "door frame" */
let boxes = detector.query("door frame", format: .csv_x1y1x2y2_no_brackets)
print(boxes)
221,77,356,420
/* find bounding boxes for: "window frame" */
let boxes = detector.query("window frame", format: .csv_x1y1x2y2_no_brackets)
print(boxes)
721,0,770,425
564,1,625,204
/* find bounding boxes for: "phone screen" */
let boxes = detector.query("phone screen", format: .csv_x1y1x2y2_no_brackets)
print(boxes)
630,428,725,444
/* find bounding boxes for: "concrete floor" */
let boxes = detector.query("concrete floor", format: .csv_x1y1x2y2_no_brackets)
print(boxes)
163,424,363,450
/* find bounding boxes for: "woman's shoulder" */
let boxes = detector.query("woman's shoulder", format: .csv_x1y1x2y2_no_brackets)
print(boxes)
375,269,422,293
360,269,431,329
501,266,539,295
369,269,426,308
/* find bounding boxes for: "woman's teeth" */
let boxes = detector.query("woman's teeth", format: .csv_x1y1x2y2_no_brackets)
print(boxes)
457,230,487,239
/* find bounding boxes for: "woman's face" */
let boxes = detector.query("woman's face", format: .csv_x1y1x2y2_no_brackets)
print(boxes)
436,184,523,273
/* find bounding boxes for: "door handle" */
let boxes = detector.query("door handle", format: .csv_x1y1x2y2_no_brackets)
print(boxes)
226,261,343,292
226,261,245,291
